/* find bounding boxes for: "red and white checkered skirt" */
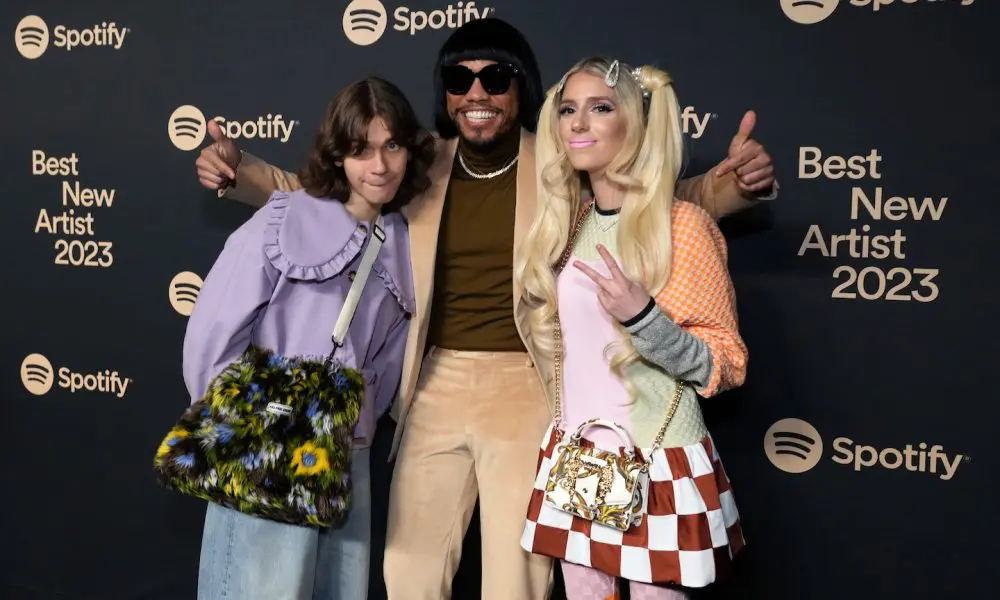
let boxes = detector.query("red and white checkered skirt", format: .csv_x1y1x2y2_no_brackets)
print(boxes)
520,423,745,587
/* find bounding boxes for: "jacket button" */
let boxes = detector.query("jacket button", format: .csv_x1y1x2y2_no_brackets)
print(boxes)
348,271,356,281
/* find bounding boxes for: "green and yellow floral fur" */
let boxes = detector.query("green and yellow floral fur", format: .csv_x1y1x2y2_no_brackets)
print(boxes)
153,346,364,528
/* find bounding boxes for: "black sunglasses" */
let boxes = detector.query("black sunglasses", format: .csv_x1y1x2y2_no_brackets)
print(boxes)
441,64,519,96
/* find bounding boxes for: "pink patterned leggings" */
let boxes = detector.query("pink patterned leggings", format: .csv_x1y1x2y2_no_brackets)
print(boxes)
561,561,689,600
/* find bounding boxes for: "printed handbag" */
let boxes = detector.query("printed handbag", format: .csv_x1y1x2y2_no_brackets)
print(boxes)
545,418,662,531
152,216,387,528
540,387,683,532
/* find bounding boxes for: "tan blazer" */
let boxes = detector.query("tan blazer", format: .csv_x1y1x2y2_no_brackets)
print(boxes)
222,129,759,458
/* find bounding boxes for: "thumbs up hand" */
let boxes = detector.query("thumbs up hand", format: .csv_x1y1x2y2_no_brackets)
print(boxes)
195,120,241,191
715,110,775,194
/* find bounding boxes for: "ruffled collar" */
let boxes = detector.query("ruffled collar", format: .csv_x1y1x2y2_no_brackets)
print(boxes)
261,190,414,314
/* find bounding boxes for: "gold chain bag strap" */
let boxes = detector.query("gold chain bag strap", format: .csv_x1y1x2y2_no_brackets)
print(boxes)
542,199,684,532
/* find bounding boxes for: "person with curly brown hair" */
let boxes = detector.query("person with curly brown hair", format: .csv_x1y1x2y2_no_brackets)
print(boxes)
182,76,436,600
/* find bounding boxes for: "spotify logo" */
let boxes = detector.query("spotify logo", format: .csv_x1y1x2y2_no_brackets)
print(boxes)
14,16,128,58
168,105,207,151
21,353,54,395
344,0,388,46
18,353,132,398
15,15,49,59
343,2,494,46
764,418,823,473
169,271,203,316
780,0,840,24
765,418,968,480
169,106,297,149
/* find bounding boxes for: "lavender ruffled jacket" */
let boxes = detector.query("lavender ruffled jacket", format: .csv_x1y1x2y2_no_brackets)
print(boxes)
181,189,414,448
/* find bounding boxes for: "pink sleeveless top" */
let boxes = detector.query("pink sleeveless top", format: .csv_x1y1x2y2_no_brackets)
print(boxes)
556,253,635,450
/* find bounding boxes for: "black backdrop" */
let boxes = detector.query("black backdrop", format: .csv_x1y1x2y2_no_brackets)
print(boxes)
3,1,999,598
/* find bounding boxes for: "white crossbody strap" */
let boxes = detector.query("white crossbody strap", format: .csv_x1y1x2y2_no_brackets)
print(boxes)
331,215,386,348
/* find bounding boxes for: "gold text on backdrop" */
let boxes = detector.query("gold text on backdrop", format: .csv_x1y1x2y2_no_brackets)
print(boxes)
343,0,494,45
781,0,975,26
20,353,131,398
765,419,967,481
31,150,115,268
796,147,944,302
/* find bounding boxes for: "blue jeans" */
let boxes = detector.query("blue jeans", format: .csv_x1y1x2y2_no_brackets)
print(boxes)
197,447,371,600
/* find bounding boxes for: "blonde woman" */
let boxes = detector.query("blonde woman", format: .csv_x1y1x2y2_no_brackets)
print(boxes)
514,57,747,599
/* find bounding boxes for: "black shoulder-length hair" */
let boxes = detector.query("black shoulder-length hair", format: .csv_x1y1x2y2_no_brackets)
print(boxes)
298,77,436,212
432,18,544,139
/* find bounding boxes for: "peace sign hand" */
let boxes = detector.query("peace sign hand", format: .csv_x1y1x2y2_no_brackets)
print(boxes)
573,244,652,323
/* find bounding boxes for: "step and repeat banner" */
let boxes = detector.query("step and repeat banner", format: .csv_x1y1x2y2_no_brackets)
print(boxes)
2,1,996,599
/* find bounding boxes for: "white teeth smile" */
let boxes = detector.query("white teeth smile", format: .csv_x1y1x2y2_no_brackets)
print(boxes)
464,110,498,121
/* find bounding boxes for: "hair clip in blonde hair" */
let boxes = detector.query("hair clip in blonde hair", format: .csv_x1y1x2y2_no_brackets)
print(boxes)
630,66,643,85
554,58,652,98
604,60,620,87
605,60,650,98
555,72,569,95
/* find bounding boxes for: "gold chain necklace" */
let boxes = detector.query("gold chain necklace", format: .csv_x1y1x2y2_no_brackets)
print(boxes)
457,152,519,179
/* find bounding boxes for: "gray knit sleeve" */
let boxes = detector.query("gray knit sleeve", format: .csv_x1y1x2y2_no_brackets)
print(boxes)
622,300,712,388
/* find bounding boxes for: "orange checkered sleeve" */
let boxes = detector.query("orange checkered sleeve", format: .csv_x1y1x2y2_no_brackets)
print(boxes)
654,202,748,398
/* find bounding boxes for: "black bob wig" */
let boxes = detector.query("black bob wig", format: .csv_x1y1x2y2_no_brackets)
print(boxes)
432,18,544,139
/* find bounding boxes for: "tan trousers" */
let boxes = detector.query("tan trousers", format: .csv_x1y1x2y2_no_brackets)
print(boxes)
383,348,554,600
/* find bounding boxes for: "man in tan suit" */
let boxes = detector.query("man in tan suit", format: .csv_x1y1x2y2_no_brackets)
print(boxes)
193,18,777,600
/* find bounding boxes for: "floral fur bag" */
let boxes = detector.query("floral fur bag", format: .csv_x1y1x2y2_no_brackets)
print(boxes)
153,216,386,528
